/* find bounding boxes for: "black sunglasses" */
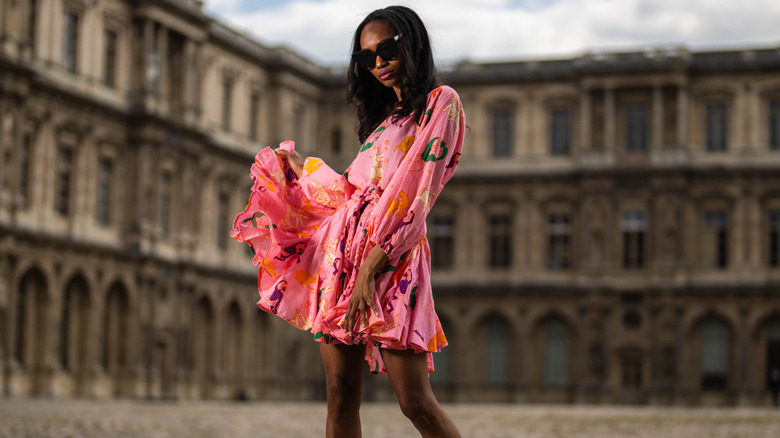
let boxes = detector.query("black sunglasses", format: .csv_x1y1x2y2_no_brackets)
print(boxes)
352,34,402,70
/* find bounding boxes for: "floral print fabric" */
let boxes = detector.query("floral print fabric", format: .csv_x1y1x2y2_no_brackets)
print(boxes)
232,86,465,373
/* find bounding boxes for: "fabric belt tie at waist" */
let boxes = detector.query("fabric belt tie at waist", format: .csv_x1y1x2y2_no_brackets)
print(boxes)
351,185,382,204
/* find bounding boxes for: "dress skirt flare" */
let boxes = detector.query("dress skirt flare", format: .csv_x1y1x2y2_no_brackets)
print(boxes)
232,86,465,374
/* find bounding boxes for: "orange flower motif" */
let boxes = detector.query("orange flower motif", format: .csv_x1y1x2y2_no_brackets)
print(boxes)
386,191,410,219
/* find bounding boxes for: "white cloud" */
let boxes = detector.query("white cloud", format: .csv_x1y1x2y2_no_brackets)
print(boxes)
205,0,780,66
203,0,243,13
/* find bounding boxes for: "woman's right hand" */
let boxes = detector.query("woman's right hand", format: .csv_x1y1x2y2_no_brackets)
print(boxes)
274,148,303,178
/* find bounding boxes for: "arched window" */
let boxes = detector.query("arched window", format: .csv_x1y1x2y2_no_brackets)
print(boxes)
484,315,510,386
430,317,452,385
225,301,244,396
767,317,780,389
102,283,129,375
194,296,215,396
700,317,729,391
60,276,89,372
15,269,47,368
543,317,569,388
14,278,28,366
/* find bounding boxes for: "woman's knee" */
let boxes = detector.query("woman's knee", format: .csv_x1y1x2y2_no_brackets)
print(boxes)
397,391,436,424
326,374,362,410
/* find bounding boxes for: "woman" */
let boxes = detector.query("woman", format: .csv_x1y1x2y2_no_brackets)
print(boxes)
232,6,464,437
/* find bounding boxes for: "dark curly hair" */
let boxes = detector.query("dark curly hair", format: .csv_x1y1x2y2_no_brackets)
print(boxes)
347,6,439,144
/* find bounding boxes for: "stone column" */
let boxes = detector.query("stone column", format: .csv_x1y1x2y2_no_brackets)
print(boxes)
183,39,196,123
157,26,169,104
652,84,663,150
518,190,531,270
673,306,688,404
604,85,615,151
745,190,761,269
574,304,592,403
733,186,747,268
0,249,9,388
454,191,469,270
747,83,761,149
580,86,592,151
736,306,752,405
470,95,487,157
143,20,154,93
734,83,746,151
677,84,689,148
464,189,483,271
0,104,16,210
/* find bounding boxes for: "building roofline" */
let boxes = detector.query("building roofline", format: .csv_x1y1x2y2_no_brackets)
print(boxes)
441,45,780,83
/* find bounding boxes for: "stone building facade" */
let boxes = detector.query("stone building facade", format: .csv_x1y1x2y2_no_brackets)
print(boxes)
1,0,779,406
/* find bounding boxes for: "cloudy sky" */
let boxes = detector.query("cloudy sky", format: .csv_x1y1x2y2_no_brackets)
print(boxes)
204,0,780,67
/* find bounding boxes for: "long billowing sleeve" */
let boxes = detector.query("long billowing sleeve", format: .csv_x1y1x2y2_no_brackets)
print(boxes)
297,157,356,211
368,86,465,260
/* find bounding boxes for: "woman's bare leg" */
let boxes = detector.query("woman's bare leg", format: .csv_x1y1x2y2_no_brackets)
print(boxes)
380,349,462,438
320,343,366,438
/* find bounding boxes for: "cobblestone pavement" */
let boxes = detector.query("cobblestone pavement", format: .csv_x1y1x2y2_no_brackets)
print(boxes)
1,399,778,438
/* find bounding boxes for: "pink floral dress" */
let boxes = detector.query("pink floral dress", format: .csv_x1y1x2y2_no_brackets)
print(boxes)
232,86,465,373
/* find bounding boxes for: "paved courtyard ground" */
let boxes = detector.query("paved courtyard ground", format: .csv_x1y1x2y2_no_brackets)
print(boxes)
0,399,778,437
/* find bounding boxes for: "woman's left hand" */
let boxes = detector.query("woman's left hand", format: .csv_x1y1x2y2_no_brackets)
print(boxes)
274,148,303,178
343,245,389,336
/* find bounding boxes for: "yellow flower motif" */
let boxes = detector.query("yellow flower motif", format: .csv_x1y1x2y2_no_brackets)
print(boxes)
303,159,324,177
261,258,277,277
394,136,416,155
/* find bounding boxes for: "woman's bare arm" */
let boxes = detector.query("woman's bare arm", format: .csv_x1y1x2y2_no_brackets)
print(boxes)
344,244,389,335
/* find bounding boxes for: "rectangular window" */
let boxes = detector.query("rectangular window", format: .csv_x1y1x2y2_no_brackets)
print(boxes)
588,344,605,381
492,110,513,157
331,128,342,154
63,11,78,72
547,213,571,269
167,31,185,113
660,346,677,381
550,109,572,156
217,193,229,250
145,24,160,92
770,101,780,150
622,211,646,269
222,77,233,131
249,93,260,141
706,104,728,152
626,104,649,152
159,172,171,236
431,216,455,269
56,147,73,216
19,134,32,206
489,214,512,268
294,103,306,141
620,351,643,389
104,30,117,87
770,210,780,267
703,210,728,269
96,158,112,226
